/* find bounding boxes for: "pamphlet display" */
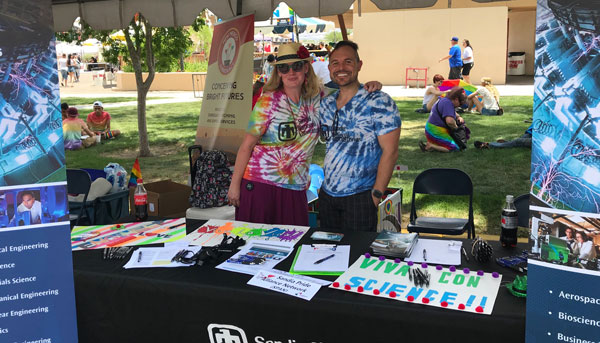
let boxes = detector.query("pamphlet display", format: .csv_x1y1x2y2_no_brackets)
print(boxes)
71,218,186,250
186,219,309,247
331,255,502,315
216,240,295,276
0,1,78,341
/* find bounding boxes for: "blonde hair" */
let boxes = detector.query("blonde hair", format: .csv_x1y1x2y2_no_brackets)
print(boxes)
263,61,321,99
481,77,500,102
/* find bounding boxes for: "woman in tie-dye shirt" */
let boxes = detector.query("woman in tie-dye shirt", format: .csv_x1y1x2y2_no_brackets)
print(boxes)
228,43,381,226
63,107,96,150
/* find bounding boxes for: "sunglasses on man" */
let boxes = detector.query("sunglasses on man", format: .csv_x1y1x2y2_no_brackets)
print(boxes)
276,61,305,74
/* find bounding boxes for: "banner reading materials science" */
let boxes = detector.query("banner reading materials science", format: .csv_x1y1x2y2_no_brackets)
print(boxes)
526,1,600,341
0,1,78,342
195,14,254,155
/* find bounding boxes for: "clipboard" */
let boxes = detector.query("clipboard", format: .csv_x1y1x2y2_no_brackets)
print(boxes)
289,244,350,276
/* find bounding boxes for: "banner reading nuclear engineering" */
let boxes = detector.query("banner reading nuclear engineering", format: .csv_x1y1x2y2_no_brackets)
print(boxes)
0,1,78,341
195,14,254,155
526,1,600,341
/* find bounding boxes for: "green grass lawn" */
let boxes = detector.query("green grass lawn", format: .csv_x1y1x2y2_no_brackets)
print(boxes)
65,96,533,236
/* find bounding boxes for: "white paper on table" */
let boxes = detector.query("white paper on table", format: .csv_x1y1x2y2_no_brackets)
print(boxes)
123,246,202,269
292,245,350,272
215,240,294,276
248,269,321,301
405,239,462,265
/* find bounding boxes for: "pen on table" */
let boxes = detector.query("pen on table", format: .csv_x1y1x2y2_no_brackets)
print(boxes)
314,254,335,265
137,251,143,263
103,248,107,260
168,223,186,230
422,249,427,261
462,247,469,262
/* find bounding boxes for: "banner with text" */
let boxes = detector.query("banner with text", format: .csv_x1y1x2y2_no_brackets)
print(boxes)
0,1,78,342
527,1,600,341
195,14,254,156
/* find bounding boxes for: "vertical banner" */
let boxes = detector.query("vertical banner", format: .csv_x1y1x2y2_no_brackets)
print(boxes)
527,1,600,341
0,1,78,342
195,14,254,156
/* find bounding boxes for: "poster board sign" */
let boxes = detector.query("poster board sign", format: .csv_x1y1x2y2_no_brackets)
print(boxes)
195,14,254,155
185,219,309,247
70,218,187,250
527,1,600,341
0,1,78,341
331,255,502,315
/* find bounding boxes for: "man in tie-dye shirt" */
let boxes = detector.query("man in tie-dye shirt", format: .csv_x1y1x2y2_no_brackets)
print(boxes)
319,41,401,232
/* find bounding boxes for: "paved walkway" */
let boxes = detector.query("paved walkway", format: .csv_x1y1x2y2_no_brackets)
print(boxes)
60,71,533,109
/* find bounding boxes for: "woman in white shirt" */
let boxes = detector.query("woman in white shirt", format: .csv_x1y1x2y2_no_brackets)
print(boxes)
461,39,474,84
573,232,597,261
467,77,500,115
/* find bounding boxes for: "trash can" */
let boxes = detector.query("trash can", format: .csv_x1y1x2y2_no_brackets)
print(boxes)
507,52,526,75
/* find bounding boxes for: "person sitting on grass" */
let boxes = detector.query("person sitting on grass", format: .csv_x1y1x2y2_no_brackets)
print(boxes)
416,74,445,113
63,107,96,150
87,101,121,139
467,77,500,115
61,102,69,120
474,124,532,149
419,87,467,153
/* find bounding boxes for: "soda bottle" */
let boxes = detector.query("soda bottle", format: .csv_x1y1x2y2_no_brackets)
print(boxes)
134,178,148,221
500,195,518,248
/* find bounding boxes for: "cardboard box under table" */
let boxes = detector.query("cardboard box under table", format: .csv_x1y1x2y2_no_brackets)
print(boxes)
130,180,191,217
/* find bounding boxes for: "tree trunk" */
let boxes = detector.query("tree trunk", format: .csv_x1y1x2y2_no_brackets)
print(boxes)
124,16,156,157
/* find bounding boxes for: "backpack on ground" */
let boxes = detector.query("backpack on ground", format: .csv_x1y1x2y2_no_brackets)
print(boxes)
189,149,232,208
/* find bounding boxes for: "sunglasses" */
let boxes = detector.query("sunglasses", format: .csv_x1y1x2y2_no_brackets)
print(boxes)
277,61,305,74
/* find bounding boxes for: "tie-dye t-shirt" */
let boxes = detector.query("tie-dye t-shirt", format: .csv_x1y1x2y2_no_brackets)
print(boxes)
320,86,401,196
63,117,86,142
87,111,111,132
243,90,324,190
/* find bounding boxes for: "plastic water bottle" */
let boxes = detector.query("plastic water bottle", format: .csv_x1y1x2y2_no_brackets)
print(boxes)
134,178,148,221
500,195,518,248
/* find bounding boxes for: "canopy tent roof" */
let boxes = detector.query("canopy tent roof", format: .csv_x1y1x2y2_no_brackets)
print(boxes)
51,0,508,31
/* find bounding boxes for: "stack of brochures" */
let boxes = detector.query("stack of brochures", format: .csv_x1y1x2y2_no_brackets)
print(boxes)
370,231,418,258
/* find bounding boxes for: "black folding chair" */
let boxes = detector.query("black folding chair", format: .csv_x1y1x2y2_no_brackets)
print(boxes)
514,193,530,228
67,169,92,228
407,168,475,239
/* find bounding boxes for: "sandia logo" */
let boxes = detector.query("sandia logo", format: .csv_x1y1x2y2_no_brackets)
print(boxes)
218,28,240,75
207,324,248,343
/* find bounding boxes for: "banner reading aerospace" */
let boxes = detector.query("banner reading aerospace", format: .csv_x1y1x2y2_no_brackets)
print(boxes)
0,1,78,342
195,14,254,155
526,1,600,341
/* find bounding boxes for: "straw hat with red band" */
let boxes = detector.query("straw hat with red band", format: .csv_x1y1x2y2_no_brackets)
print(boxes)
273,43,312,65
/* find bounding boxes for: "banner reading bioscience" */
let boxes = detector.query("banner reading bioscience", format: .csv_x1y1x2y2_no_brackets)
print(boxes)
195,14,254,156
0,1,78,342
527,1,600,342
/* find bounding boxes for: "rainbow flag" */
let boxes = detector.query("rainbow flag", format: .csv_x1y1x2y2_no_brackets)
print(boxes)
439,79,478,95
128,158,142,188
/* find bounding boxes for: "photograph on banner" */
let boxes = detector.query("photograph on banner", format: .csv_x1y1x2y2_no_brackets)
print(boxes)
195,14,254,156
0,2,66,187
530,0,600,214
529,205,599,274
185,219,309,247
70,217,187,250
0,183,69,228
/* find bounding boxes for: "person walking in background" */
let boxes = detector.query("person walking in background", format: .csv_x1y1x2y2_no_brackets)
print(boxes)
467,77,500,115
461,39,474,84
262,54,275,77
319,41,401,232
67,53,75,85
439,37,463,80
73,53,81,82
58,53,69,87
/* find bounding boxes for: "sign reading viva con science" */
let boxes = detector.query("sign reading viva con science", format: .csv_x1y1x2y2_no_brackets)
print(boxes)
195,14,254,155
